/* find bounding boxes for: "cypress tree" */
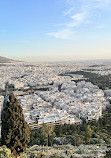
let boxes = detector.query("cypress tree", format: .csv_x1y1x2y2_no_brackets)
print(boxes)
1,93,30,157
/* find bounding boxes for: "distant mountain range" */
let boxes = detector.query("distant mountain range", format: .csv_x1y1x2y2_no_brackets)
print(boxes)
0,56,19,63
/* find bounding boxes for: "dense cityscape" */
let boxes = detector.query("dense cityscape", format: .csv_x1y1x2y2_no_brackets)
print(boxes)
0,0,111,157
0,60,111,157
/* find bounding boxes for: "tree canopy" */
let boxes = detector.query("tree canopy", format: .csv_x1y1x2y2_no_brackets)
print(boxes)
1,93,30,156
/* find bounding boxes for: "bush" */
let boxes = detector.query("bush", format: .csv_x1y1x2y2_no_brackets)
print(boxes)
0,145,12,158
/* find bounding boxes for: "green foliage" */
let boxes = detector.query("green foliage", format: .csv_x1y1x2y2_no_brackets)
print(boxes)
66,70,111,89
30,106,111,147
49,153,64,158
104,149,111,158
20,152,27,158
1,93,30,156
37,152,46,158
29,152,45,158
30,124,55,146
40,124,55,146
0,145,12,158
30,153,35,158
85,125,92,144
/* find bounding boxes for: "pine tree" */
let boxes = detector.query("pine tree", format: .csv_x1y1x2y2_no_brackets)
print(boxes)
1,93,30,157
85,125,92,144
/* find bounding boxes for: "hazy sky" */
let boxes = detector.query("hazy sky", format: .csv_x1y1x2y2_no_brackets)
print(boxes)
0,0,111,61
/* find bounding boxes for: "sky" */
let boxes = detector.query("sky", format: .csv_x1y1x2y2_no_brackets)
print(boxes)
0,0,111,62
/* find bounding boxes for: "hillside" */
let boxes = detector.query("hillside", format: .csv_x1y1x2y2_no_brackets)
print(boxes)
0,56,17,63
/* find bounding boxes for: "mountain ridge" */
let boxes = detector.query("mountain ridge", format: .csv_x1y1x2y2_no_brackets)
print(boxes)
0,56,19,63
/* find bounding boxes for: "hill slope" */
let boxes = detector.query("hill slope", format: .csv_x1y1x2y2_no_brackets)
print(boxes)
0,56,16,63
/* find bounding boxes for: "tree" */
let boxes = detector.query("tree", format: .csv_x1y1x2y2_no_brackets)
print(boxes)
1,93,30,157
40,124,55,146
85,125,92,144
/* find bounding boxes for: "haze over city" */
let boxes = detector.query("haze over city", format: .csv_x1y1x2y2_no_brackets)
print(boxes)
0,0,111,61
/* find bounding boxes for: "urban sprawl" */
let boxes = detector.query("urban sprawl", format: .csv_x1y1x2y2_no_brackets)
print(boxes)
0,61,111,132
